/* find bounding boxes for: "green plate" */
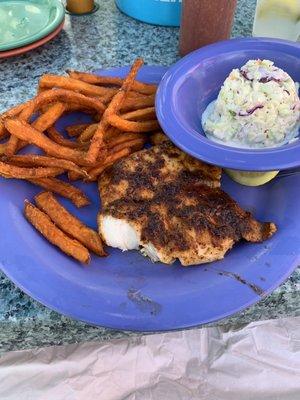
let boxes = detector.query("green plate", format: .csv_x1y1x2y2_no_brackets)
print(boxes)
0,0,65,51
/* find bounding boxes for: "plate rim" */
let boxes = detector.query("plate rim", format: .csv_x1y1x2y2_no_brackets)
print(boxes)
0,19,64,58
1,253,299,332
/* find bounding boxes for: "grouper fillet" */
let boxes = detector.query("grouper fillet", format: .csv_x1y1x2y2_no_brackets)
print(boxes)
98,142,276,266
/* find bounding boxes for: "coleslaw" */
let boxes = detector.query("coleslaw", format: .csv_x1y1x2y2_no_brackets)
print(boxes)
202,59,300,148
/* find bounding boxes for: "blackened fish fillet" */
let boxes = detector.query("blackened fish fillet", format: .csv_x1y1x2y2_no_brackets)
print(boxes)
98,142,276,266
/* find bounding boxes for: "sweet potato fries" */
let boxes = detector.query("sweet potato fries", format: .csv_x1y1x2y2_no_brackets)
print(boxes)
24,201,91,264
0,58,162,263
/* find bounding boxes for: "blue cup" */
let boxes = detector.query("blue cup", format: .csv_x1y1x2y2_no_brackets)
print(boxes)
115,0,182,27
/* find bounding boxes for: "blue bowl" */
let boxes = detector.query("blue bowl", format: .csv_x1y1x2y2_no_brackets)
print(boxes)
115,0,181,27
156,37,300,171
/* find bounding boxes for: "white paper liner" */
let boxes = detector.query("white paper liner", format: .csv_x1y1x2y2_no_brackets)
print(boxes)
0,316,300,400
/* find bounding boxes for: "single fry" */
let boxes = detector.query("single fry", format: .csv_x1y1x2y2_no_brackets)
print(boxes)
9,89,105,122
6,154,86,176
85,121,106,163
110,137,146,153
47,127,87,149
86,58,144,163
0,161,63,179
5,119,89,166
35,192,106,256
120,94,155,113
28,177,90,207
102,126,122,142
33,102,66,132
67,170,84,181
24,201,90,264
107,132,146,149
87,147,131,181
39,75,117,100
64,103,98,116
5,102,35,156
66,124,91,137
1,102,27,119
121,106,156,121
107,114,160,132
127,91,149,99
5,135,21,157
78,124,98,143
0,102,27,138
67,70,157,95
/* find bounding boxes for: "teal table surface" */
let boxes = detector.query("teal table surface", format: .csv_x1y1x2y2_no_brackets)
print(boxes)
0,0,299,353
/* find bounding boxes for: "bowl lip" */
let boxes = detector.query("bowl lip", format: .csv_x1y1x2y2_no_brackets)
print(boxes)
156,37,300,171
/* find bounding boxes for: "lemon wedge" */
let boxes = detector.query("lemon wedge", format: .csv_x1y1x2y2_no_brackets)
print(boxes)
225,169,279,186
258,0,300,20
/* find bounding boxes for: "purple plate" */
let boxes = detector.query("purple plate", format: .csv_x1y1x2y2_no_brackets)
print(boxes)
156,38,300,171
0,66,300,332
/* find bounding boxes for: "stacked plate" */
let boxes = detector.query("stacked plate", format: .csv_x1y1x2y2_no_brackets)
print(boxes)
0,0,65,58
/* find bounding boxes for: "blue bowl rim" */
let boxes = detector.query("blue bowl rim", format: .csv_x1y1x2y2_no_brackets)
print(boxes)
156,37,300,171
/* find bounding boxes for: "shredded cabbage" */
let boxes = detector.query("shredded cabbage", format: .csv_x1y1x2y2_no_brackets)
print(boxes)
202,59,300,148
